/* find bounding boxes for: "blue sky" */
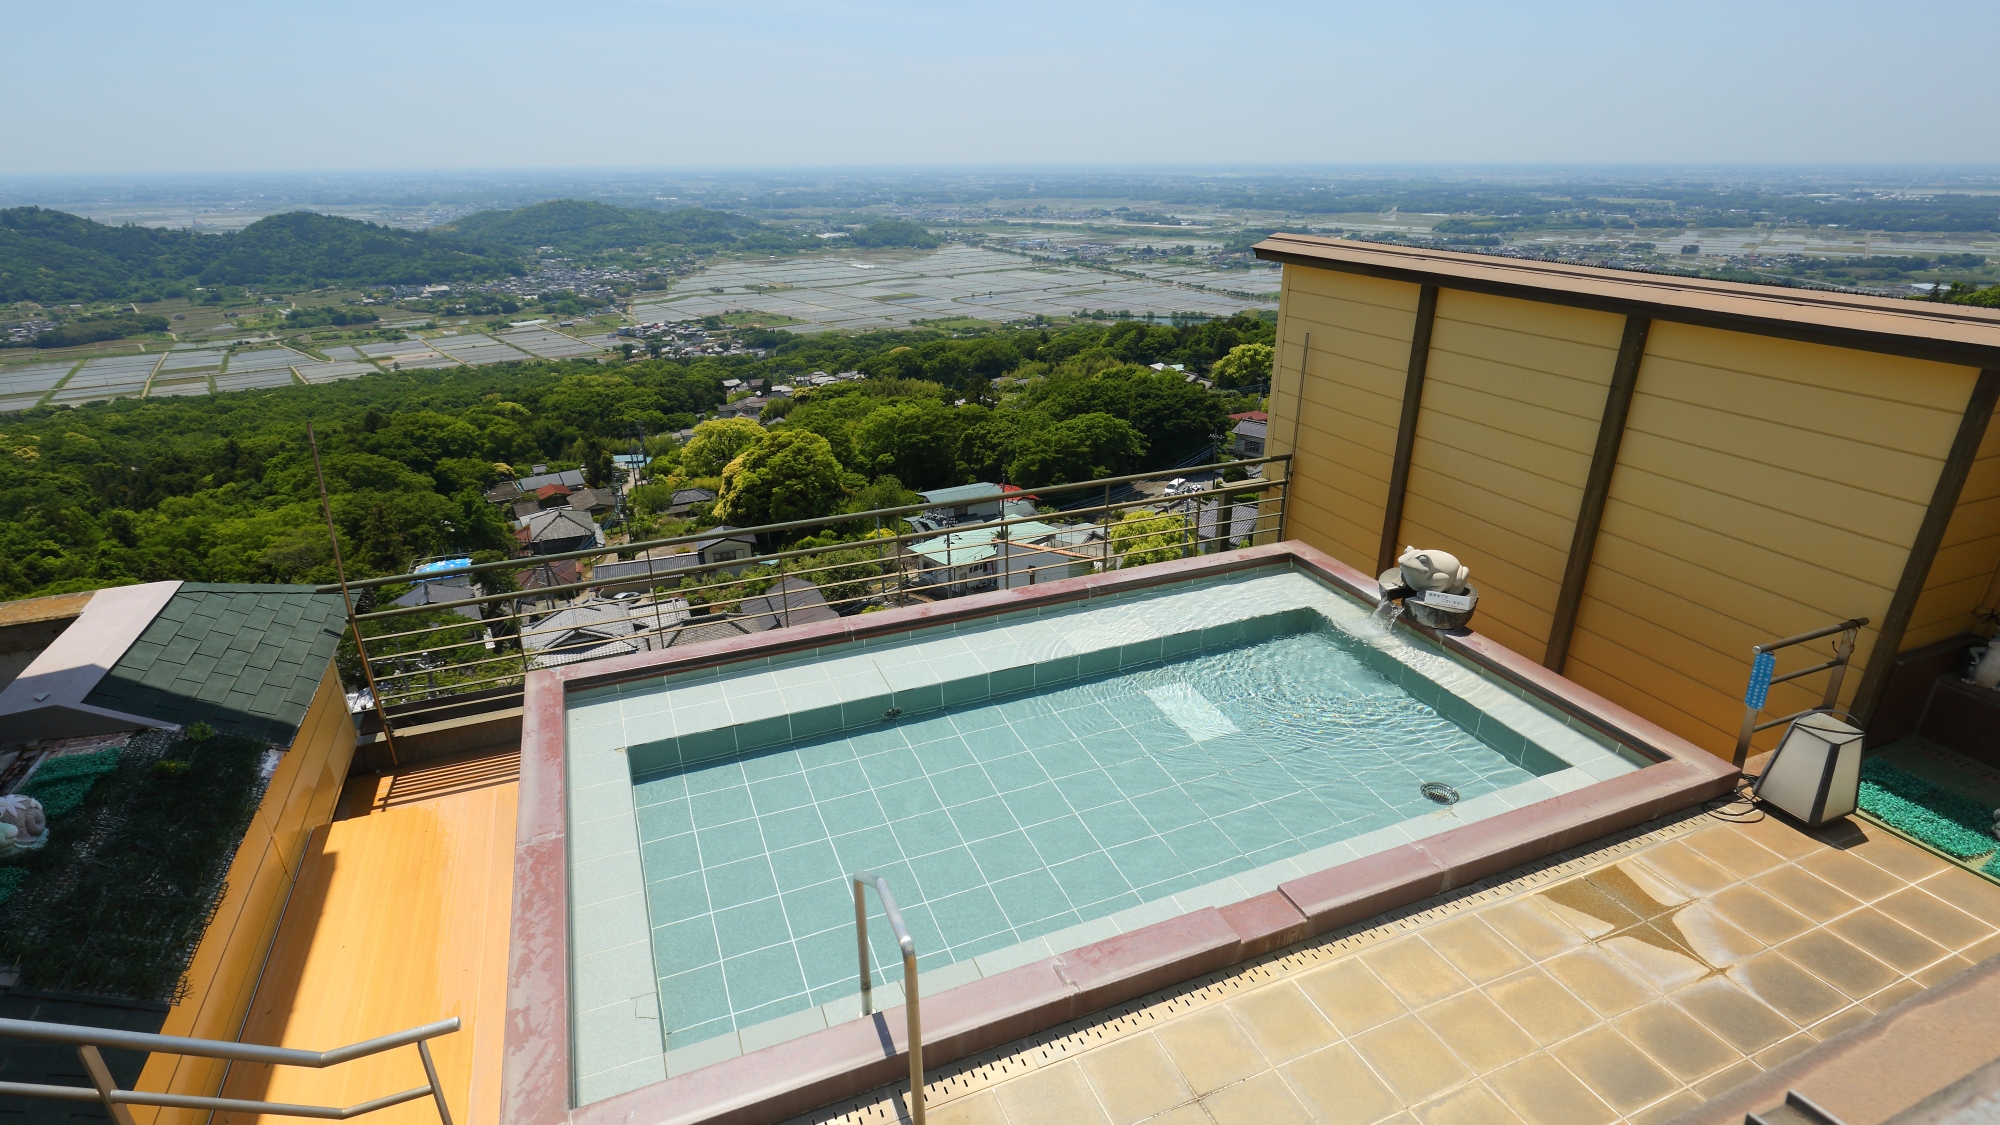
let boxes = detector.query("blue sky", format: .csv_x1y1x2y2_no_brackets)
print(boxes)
5,0,1996,173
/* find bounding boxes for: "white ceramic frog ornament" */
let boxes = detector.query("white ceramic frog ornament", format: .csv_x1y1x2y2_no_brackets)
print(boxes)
0,794,48,857
1397,546,1470,594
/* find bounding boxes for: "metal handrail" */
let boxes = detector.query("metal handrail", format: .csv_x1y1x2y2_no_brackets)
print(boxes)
851,871,924,1125
0,1015,460,1125
1733,617,1869,767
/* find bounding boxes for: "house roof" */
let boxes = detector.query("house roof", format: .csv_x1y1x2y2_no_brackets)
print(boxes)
567,487,619,510
920,483,1006,505
81,584,347,745
534,483,571,500
518,559,583,589
523,507,598,543
737,575,840,628
391,578,480,619
1253,234,2000,369
1233,419,1268,439
517,469,587,492
1229,410,1268,423
909,521,1064,566
670,487,717,506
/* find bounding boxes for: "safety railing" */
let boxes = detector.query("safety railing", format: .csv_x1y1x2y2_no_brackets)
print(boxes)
321,456,1290,746
0,1015,460,1124
1733,617,1869,767
851,871,923,1125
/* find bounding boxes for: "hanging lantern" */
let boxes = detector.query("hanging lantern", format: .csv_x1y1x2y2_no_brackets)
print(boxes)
1752,712,1865,827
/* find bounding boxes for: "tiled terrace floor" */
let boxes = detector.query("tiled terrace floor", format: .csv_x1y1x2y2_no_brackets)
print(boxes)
795,803,2000,1125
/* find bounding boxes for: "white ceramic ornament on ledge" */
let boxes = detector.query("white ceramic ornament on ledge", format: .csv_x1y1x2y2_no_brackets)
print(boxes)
0,794,48,857
1397,546,1471,594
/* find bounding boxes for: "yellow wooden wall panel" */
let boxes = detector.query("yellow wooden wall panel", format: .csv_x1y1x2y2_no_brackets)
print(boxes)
1283,489,1379,573
1419,372,1605,454
1644,322,1978,411
1624,388,1950,500
1405,424,1590,526
1629,355,1968,455
1400,471,1577,581
1909,396,2000,646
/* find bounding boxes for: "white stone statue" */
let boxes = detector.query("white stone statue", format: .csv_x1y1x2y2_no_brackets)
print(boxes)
0,794,48,858
1397,546,1471,594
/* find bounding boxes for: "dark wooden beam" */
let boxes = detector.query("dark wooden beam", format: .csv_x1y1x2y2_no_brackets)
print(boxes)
1852,368,2000,727
1545,316,1651,673
1377,285,1440,576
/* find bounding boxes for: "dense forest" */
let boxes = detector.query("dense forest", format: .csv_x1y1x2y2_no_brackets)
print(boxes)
439,200,807,254
0,314,1272,600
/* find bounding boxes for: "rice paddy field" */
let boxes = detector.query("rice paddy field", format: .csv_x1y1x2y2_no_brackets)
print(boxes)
629,244,1279,333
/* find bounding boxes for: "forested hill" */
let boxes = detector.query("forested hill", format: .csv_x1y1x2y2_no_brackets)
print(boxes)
440,200,807,253
0,207,522,303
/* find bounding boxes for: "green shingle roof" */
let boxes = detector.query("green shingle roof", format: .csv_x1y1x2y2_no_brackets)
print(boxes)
83,584,348,746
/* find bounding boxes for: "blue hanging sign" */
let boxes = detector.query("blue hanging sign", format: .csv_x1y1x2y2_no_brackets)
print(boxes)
1744,650,1776,710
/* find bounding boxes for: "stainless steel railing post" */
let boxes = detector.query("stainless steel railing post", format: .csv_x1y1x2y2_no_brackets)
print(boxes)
851,870,924,1125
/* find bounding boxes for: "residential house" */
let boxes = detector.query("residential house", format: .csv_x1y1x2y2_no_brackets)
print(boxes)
516,558,583,610
389,577,482,621
918,483,1007,524
520,507,600,556
523,597,690,669
517,468,587,493
591,555,702,595
666,487,717,517
735,575,841,629
908,520,1066,594
511,498,541,521
1231,418,1267,457
566,486,619,515
533,483,572,508
482,479,523,505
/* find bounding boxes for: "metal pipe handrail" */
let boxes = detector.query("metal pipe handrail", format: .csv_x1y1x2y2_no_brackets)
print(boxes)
851,871,924,1125
1733,617,1869,767
0,1016,459,1125
321,454,1291,593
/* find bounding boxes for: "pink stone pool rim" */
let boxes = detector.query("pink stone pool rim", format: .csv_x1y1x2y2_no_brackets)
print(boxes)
500,541,1740,1125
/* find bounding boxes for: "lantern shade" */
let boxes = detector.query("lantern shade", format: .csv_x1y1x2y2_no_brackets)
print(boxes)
1753,712,1865,827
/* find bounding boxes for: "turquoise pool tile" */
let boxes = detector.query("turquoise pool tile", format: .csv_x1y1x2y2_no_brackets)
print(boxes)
1075,646,1119,678
704,856,778,910
1024,816,1099,865
641,834,703,880
632,772,688,804
645,870,711,925
696,819,766,865
1018,909,1084,944
780,877,855,936
909,846,983,902
1049,851,1131,908
738,749,803,782
1034,655,1080,686
940,674,989,708
987,664,1035,696
842,694,896,728
712,896,789,959
1132,789,1204,834
1107,836,1182,889
626,737,677,775
831,824,902,871
1079,802,1153,848
1162,822,1237,870
748,773,813,815
1160,629,1202,658
1118,639,1164,667
652,915,720,977
658,964,732,1028
930,763,997,807
736,995,814,1032
982,752,1050,794
805,760,870,801
667,1017,735,1050
911,738,976,774
760,806,829,852
893,682,944,715
1182,776,1253,819
1208,804,1288,848
948,930,1019,962
817,791,887,832
683,760,747,794
722,944,807,1010
735,715,792,754
1055,771,1126,813
969,831,1042,882
949,703,1008,734
961,725,1028,761
1002,783,1071,827
946,796,1018,842
889,810,960,857
875,778,943,820
635,799,693,843
1265,792,1336,838
859,747,924,787
1104,757,1174,798
787,703,845,742
1059,702,1121,737
791,735,856,770
678,726,738,766
794,926,862,988
770,840,842,892
1010,714,1073,750
928,886,1012,948
991,869,1070,928
1086,730,1146,766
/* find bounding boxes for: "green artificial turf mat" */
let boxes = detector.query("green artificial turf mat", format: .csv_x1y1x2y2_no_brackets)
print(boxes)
1858,756,1998,861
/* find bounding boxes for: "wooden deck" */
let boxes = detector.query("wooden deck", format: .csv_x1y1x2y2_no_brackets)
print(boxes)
216,751,520,1125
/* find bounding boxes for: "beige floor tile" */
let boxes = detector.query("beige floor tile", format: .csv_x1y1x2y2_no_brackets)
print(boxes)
1875,886,1995,951
1806,1003,1874,1042
1198,1071,1314,1125
1629,1089,1705,1125
1672,977,1797,1055
1600,930,1707,993
1541,946,1653,1017
1486,1053,1617,1125
1728,952,1850,1026
1862,978,1924,1014
1280,1042,1402,1125
1828,908,1950,973
1670,902,1767,968
1363,937,1474,1008
1480,897,1592,960
1709,883,1815,945
1682,828,1788,880
1750,866,1862,924
1154,1006,1270,1097
1076,1033,1196,1125
1485,969,1599,1046
1296,957,1408,1037
1692,1057,1765,1100
1418,990,1537,1072
1779,929,1899,999
1223,981,1339,1066
1145,1108,1214,1125
1420,915,1530,985
1349,1016,1474,1104
1913,954,1976,988
1918,866,2000,928
990,1058,1111,1125
1752,1031,1819,1069
927,1089,1009,1125
1415,1082,1526,1125
1964,932,2000,965
1549,1025,1681,1114
1613,1001,1742,1082
1795,846,1908,903
1629,840,1737,898
1841,827,1951,883
1735,813,1827,862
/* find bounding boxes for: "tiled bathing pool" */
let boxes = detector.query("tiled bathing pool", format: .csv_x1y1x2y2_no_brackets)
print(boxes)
561,568,1647,1098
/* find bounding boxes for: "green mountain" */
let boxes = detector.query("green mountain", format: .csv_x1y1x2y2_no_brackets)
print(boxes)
440,200,806,254
0,207,522,304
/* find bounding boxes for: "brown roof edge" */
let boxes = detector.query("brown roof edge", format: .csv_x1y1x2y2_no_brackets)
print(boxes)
0,590,96,629
1253,234,2000,369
